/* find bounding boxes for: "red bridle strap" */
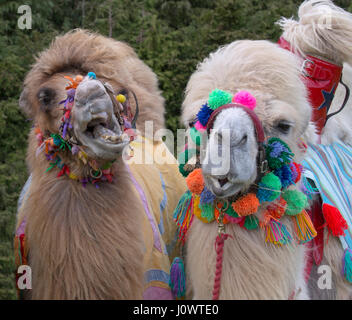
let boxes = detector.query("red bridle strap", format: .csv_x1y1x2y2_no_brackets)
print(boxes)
278,37,343,135
206,103,265,144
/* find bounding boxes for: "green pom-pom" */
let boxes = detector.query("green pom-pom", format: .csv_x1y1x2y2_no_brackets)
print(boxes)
282,189,308,215
200,203,215,222
208,89,232,110
265,137,293,170
189,127,202,146
257,172,282,202
244,215,259,230
225,205,239,218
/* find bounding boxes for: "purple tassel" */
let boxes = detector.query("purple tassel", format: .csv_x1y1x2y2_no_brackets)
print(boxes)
169,257,186,299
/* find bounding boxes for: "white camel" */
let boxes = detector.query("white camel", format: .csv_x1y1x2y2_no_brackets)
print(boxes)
177,0,352,299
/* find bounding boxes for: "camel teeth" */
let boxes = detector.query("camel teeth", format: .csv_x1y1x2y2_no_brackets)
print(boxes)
102,134,122,142
110,135,120,142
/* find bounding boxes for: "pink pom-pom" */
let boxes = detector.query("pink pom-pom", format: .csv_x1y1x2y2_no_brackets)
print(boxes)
194,120,207,132
233,91,256,110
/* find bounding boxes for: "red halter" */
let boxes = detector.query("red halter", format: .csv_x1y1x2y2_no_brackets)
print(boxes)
278,37,343,136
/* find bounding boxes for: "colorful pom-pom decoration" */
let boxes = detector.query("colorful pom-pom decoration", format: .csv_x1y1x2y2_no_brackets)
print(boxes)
200,187,216,205
224,204,239,218
282,189,308,216
87,72,96,79
244,215,259,230
265,137,293,170
233,91,257,110
193,195,210,223
266,197,287,219
185,168,205,195
232,193,260,216
274,165,294,189
194,120,207,132
208,89,233,110
322,203,348,237
257,172,282,203
196,103,213,126
290,162,303,183
200,203,216,223
116,94,126,103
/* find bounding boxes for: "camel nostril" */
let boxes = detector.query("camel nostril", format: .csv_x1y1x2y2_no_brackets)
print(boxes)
218,178,228,187
239,134,247,145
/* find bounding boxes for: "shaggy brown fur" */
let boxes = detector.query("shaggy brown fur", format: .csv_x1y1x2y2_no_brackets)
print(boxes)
18,143,145,299
16,29,170,299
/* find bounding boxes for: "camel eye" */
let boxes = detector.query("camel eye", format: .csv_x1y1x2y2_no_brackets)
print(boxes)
276,120,292,134
37,87,57,112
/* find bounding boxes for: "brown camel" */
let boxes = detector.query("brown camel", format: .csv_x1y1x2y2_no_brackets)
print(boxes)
15,29,186,299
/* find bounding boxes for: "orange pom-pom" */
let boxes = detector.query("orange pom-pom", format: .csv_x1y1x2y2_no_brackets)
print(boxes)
75,75,83,82
186,168,205,195
267,197,287,220
232,193,259,216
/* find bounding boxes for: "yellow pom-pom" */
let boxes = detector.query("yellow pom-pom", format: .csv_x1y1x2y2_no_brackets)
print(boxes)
116,94,126,103
193,195,209,223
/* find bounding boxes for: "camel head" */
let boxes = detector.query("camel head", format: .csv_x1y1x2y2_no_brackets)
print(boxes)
18,29,165,178
182,40,314,200
278,0,352,66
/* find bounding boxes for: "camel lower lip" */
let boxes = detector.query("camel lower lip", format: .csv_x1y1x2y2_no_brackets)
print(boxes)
208,177,244,198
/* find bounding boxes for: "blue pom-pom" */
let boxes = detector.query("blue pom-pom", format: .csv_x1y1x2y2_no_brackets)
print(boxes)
87,72,96,79
200,187,216,205
274,165,294,189
257,187,274,203
196,103,213,126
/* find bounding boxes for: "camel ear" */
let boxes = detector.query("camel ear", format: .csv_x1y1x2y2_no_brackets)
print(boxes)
19,88,34,119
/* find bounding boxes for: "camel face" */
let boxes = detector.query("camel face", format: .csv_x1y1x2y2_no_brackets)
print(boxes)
182,40,314,200
72,78,129,160
201,102,301,199
202,108,258,198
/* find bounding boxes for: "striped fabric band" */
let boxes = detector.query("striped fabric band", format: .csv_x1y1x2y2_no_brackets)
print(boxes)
302,142,352,252
126,164,163,253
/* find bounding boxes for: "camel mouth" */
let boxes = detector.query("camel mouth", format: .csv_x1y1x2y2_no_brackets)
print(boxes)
206,176,245,199
74,109,129,160
84,113,124,145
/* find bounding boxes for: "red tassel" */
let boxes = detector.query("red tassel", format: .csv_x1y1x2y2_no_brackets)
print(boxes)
322,203,348,237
